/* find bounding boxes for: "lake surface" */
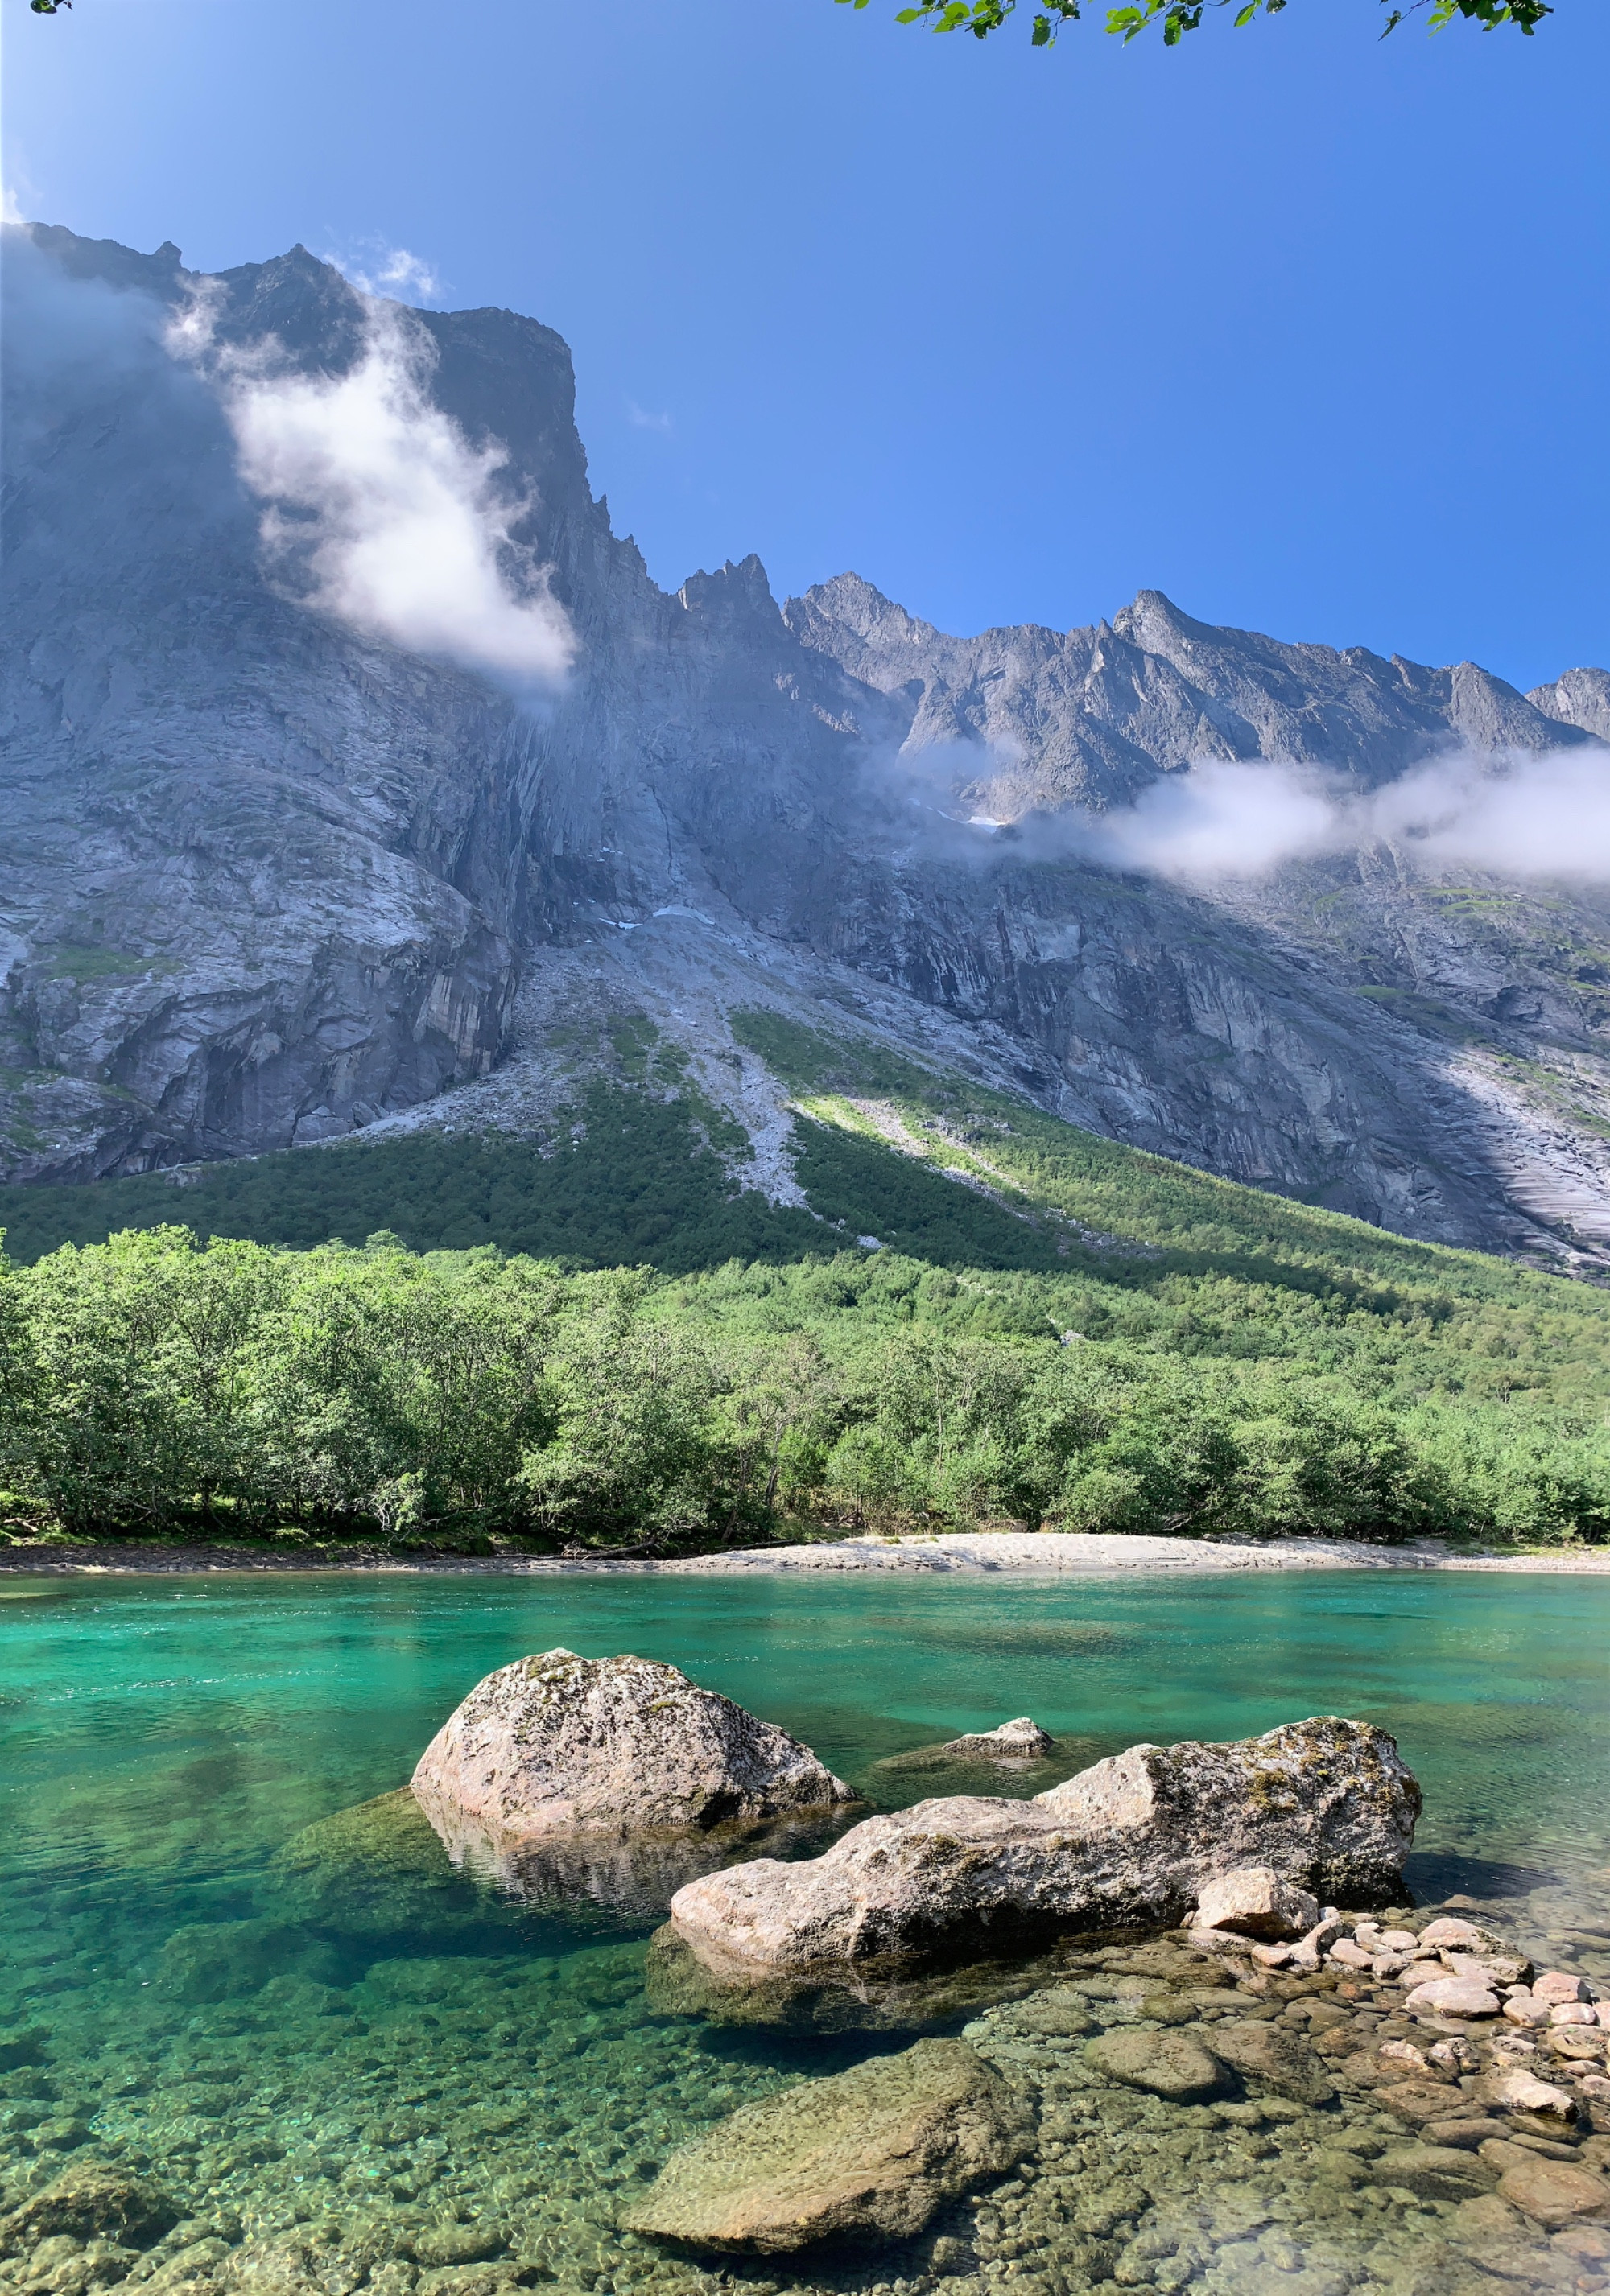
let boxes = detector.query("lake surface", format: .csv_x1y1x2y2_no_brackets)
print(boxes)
2,1569,1608,2296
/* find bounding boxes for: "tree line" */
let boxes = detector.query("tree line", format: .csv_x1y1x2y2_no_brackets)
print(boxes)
2,1226,1604,1552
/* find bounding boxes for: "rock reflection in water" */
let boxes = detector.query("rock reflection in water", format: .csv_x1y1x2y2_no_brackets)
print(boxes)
412,1786,861,1925
643,1922,1125,2033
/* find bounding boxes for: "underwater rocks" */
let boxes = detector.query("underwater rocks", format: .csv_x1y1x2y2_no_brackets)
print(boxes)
0,2167,180,2251
669,1717,1419,1978
618,2037,1033,2251
1084,2029,1225,2100
268,1789,520,1947
411,1649,857,1845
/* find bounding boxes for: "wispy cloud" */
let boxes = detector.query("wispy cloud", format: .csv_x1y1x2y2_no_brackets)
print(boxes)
625,397,673,435
974,747,1610,885
324,241,444,306
167,284,574,691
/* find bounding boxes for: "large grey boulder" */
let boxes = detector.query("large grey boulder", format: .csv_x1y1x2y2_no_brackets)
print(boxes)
411,1649,857,1845
618,2038,1032,2251
670,1716,1418,1977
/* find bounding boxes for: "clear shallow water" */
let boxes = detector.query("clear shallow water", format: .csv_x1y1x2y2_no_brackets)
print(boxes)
2,1569,1608,2296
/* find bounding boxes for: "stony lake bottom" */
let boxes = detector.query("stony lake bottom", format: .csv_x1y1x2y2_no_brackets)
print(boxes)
2,1572,1608,2296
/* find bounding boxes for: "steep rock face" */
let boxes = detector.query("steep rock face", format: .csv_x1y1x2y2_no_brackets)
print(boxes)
6,222,1610,1264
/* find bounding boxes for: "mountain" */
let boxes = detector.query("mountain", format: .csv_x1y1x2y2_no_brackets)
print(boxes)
5,222,1610,1274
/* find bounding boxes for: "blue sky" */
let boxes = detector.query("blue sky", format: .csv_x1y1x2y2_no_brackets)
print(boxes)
6,0,1605,690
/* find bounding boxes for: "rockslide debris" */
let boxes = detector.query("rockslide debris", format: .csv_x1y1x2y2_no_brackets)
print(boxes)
669,1717,1420,1976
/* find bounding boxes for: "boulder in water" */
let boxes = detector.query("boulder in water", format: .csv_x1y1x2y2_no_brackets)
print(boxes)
412,1649,857,1842
618,2038,1031,2250
936,1718,1054,1762
670,1716,1419,1977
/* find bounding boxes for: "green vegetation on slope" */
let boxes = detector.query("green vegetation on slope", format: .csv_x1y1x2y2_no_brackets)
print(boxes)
0,1079,824,1272
2,1008,1607,1552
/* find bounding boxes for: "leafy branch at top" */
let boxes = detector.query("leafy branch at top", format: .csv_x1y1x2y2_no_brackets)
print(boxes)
837,0,1551,46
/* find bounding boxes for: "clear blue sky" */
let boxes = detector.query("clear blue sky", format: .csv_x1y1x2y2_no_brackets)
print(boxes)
6,0,1606,690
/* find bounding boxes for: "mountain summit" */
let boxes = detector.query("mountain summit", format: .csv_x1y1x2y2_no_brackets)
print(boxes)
4,224,1609,1268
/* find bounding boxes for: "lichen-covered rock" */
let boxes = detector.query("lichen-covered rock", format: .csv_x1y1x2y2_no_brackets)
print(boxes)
670,1716,1418,1977
1191,1866,1319,1941
619,2038,1030,2251
412,1651,857,1844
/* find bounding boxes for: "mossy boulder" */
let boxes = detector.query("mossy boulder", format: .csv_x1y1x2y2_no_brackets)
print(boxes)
620,2038,1032,2251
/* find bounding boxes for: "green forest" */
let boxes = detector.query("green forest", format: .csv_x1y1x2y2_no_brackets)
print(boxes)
3,1012,1608,1552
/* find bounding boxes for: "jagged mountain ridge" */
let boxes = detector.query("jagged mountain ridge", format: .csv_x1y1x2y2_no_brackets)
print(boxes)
5,222,1610,1269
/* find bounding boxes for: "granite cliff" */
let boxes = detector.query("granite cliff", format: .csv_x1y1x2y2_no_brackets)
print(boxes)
5,223,1609,1268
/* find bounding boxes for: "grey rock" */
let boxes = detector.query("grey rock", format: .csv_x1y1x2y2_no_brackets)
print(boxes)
411,1648,856,1845
669,1715,1419,1978
1192,1865,1320,1941
937,1717,1055,1762
9,225,1610,1267
617,2038,1031,2251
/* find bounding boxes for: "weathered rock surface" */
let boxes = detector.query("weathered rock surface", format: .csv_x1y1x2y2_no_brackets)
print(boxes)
1477,2067,1579,2125
669,1715,1419,1977
617,2038,1032,2251
1494,2155,1610,2224
1191,1866,1319,1941
936,1718,1055,1762
1084,2029,1225,2100
9,225,1610,1269
412,1649,856,1845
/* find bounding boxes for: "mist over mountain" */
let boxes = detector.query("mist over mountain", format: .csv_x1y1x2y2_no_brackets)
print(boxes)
6,222,1610,1271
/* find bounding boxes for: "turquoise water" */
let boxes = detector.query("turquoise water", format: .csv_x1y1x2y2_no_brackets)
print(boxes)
2,1568,1608,2296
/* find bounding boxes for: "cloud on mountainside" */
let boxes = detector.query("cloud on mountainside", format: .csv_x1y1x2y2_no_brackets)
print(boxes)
929,743,1610,885
166,276,574,690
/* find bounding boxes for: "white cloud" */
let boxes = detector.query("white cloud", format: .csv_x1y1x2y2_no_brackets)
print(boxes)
169,288,574,690
625,397,673,435
1042,747,1610,884
327,242,444,305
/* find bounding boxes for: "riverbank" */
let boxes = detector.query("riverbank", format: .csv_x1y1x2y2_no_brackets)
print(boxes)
3,1528,1609,1574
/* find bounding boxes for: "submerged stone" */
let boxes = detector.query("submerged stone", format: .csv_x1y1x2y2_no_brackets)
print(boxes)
618,2038,1032,2251
0,2168,180,2251
1085,2028,1225,2100
1495,2154,1610,2224
1206,2020,1336,2106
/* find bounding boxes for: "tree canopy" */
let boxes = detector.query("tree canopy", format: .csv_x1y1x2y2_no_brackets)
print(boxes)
845,0,1550,45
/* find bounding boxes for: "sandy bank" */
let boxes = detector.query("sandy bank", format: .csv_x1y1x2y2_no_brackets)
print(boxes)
2,1530,1608,1576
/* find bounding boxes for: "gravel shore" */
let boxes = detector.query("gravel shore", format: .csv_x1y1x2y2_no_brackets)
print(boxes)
2,1530,1608,1575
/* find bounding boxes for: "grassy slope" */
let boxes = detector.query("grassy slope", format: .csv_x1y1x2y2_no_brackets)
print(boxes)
4,1008,1608,1412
